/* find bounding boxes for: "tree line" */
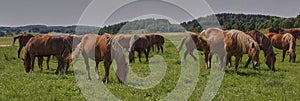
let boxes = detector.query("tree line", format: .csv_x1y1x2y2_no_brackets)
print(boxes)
1,13,300,37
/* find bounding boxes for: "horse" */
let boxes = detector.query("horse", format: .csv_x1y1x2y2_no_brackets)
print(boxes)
245,30,276,71
128,34,151,63
13,33,52,69
150,34,165,53
23,35,73,74
198,28,226,69
177,34,210,68
265,32,296,62
224,29,260,72
114,34,133,51
269,28,300,40
72,34,128,83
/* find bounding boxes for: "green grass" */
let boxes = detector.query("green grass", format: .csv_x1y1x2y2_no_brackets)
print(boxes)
1,34,300,101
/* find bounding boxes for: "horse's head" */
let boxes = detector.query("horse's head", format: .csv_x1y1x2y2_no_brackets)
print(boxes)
22,55,31,73
266,53,276,71
249,42,260,67
111,39,129,83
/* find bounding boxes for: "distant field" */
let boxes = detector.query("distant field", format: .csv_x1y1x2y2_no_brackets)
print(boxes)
1,33,300,100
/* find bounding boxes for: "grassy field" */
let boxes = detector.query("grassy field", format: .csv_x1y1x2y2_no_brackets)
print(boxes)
0,33,300,101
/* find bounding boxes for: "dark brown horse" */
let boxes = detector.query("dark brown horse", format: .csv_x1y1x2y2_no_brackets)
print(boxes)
13,33,52,70
177,34,211,68
266,32,296,62
269,28,300,40
72,34,128,83
245,30,276,71
23,35,73,74
148,34,165,53
128,34,151,63
224,30,260,72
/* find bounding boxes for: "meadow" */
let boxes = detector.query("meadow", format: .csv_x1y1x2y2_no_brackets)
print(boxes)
0,33,300,101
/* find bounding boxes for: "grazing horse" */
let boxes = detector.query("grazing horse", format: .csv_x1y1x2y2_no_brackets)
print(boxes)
177,34,210,68
198,28,226,69
128,34,151,63
266,33,296,62
23,35,73,74
13,33,51,69
245,30,276,71
72,34,128,83
269,28,300,40
224,30,260,72
114,34,132,51
148,34,165,53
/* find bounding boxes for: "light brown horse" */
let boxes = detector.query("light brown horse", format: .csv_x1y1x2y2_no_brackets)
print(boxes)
13,33,52,69
72,34,128,83
245,30,276,71
198,28,226,69
128,34,151,63
23,35,73,74
224,30,260,72
177,34,211,68
266,32,296,62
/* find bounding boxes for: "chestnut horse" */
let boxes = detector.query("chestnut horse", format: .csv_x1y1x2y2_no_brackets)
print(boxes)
72,34,128,83
13,34,52,69
266,33,296,62
128,34,151,63
224,30,260,72
198,28,226,69
177,34,210,68
245,30,276,71
23,35,73,74
269,28,300,40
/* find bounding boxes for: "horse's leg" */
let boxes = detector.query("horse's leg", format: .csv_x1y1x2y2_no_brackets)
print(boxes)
244,57,251,68
94,61,100,80
82,53,91,80
282,49,286,62
160,44,164,53
235,56,242,73
103,60,112,83
30,55,35,72
37,56,43,72
55,56,63,74
46,56,50,70
144,49,149,62
17,46,23,58
189,50,197,61
204,51,209,69
138,51,142,63
184,50,189,60
227,56,232,68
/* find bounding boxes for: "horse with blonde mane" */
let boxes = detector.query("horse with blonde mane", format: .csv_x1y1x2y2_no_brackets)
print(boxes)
224,29,260,72
72,34,128,83
245,30,276,71
198,28,226,69
177,34,210,68
266,32,296,62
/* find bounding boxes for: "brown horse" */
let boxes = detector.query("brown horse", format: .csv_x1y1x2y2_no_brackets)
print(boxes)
245,30,276,71
13,33,52,69
148,34,165,53
128,34,151,63
266,32,296,62
198,28,226,69
177,34,211,68
224,30,260,72
72,34,128,83
269,28,300,40
23,35,73,74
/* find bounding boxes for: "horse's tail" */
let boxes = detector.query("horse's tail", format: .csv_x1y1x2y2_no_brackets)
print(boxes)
12,34,23,46
284,33,296,53
177,36,187,52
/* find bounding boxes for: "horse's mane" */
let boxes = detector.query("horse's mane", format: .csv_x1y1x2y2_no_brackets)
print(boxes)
227,30,260,53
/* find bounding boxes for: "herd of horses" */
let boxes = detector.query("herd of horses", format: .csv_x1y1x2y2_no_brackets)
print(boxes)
11,27,300,83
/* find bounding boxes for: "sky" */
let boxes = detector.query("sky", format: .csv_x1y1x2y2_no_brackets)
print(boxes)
0,0,299,27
